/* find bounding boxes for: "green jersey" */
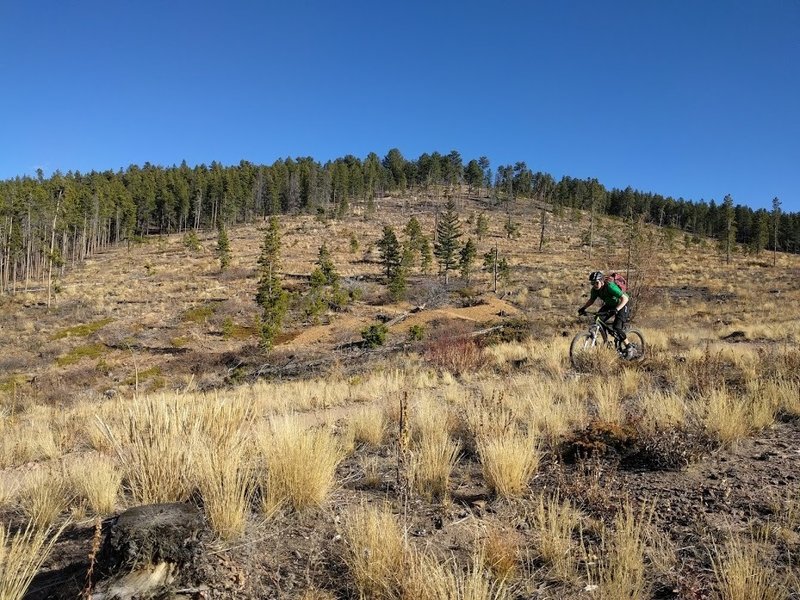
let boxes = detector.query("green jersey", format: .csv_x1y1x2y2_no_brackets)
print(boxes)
590,281,626,307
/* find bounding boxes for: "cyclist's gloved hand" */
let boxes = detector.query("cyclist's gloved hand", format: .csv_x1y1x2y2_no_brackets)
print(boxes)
577,308,586,316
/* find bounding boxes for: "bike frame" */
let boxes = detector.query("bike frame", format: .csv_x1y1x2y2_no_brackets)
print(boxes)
585,313,624,350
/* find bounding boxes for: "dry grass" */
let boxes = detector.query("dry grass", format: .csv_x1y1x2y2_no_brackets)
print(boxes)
483,525,520,581
258,416,344,514
341,502,406,600
593,378,625,425
710,533,787,600
0,471,19,509
477,430,540,498
348,405,387,447
0,520,67,600
409,400,461,499
66,453,122,516
406,546,509,600
195,431,254,540
102,396,198,504
528,494,582,581
18,468,70,530
586,502,650,600
700,387,751,445
637,390,688,433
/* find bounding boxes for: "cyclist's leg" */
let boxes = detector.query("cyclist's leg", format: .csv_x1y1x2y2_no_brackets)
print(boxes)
615,306,632,353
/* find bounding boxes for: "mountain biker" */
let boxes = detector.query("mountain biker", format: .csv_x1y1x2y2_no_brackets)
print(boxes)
577,271,634,357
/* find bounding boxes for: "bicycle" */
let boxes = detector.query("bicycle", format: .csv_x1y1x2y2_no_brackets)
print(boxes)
569,311,646,368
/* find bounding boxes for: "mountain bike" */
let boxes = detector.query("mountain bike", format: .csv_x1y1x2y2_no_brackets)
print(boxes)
569,311,645,368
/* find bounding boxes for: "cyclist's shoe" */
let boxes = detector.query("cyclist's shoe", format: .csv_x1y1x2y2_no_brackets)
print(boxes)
623,344,638,359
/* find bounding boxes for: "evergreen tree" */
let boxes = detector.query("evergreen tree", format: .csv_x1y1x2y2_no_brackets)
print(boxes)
721,194,736,264
377,225,402,280
434,199,462,283
459,238,477,283
475,212,489,240
403,216,425,268
256,217,287,350
316,242,339,286
772,197,781,266
216,221,230,271
464,159,483,192
750,210,769,255
306,242,346,322
483,248,510,292
419,237,433,273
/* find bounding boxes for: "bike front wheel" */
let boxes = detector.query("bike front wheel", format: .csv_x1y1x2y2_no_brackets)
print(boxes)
569,332,597,369
623,328,646,361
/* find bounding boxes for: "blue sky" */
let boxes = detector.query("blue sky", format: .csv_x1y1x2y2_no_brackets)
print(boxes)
1,1,798,212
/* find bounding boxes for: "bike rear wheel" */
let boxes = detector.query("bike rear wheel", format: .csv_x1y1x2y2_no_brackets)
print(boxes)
623,328,646,361
569,332,597,369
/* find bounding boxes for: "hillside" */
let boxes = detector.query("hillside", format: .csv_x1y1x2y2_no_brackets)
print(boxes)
1,194,799,599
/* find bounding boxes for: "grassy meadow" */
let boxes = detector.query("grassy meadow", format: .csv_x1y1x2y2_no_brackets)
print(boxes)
0,193,799,599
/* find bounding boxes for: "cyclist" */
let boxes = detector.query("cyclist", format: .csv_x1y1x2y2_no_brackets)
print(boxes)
577,271,634,357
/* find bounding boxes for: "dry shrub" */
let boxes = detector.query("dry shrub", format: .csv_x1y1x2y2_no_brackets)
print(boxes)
424,334,487,376
528,494,582,581
564,420,637,462
297,590,336,600
341,503,406,600
710,534,787,600
358,455,382,488
483,525,520,581
0,520,67,600
258,417,344,514
477,430,540,498
66,453,122,515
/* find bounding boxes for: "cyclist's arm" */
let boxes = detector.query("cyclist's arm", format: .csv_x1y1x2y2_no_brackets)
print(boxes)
616,293,629,312
579,289,598,312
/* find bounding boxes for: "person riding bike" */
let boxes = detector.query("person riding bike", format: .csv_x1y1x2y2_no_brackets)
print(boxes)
577,271,634,357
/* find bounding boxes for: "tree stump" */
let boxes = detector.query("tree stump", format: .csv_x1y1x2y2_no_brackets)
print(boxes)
99,503,205,574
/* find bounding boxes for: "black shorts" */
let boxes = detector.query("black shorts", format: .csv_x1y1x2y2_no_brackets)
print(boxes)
600,304,630,337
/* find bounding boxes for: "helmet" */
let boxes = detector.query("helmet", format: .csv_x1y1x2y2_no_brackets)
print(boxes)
588,271,604,283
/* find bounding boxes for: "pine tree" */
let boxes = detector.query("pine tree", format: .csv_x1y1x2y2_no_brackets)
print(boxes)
216,221,231,272
475,212,489,240
377,225,402,280
772,197,781,266
721,195,736,264
256,216,287,350
434,199,462,283
316,242,339,286
459,238,477,283
419,237,433,273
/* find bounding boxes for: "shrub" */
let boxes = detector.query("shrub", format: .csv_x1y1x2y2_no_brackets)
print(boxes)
424,335,486,375
361,323,388,348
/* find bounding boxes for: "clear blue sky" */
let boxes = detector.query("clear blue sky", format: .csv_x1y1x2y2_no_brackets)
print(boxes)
1,1,798,212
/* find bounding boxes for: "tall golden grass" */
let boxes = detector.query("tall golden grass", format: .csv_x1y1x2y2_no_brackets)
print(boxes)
477,431,540,498
710,533,787,600
0,520,67,600
258,416,344,514
341,502,406,600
